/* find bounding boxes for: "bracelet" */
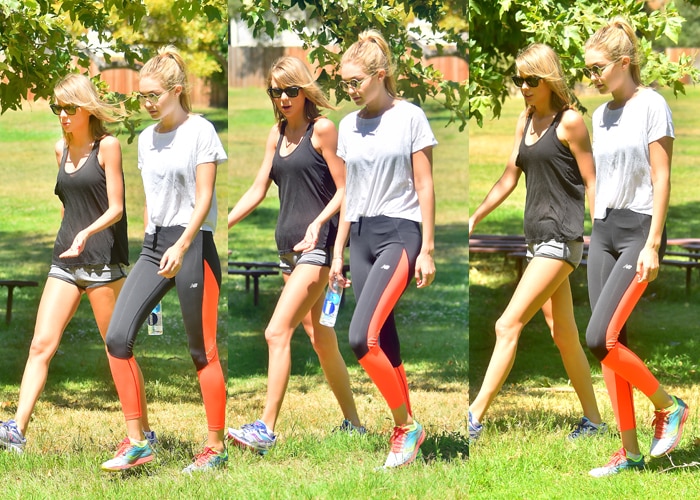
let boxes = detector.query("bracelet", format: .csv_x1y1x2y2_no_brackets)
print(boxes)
333,257,343,261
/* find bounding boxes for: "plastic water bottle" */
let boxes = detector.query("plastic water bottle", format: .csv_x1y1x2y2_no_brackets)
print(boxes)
147,302,163,335
320,277,343,327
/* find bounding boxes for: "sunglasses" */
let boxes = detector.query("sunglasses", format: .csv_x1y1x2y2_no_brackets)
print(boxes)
511,75,541,88
339,75,373,92
267,86,301,98
582,60,617,79
135,87,174,105
50,104,78,115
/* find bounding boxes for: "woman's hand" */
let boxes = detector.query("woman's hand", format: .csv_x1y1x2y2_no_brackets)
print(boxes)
59,230,89,258
415,252,435,288
293,222,320,253
636,246,660,282
329,257,351,290
158,245,186,278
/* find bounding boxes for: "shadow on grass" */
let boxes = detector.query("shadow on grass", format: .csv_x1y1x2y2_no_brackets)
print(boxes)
423,429,469,462
229,222,468,387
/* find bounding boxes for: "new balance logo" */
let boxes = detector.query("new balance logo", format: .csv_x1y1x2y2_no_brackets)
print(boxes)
381,265,390,270
623,264,632,270
190,283,199,288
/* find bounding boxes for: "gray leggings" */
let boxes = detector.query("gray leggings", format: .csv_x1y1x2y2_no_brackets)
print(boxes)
105,226,221,370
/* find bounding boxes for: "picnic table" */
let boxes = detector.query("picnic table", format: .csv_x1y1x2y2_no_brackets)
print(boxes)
0,279,38,324
228,261,280,306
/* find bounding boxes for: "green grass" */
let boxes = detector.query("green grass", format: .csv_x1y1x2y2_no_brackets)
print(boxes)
468,89,700,497
227,87,468,497
0,90,468,498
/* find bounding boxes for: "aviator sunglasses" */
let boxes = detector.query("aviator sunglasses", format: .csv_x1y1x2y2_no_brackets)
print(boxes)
267,86,301,98
582,60,618,79
50,104,78,115
511,75,541,88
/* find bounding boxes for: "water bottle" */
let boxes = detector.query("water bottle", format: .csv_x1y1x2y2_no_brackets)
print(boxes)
320,277,343,327
147,302,163,335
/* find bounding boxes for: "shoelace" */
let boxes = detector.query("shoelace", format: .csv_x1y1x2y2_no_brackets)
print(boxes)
606,448,628,467
389,426,408,452
652,408,670,439
192,446,219,466
114,437,132,457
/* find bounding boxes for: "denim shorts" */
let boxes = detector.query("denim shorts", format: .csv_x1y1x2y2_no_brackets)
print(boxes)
526,239,584,269
48,263,127,290
278,248,331,275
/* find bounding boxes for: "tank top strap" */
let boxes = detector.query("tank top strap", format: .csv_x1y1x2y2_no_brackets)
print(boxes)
550,109,565,129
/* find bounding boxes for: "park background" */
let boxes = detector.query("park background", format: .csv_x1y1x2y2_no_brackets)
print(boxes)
468,0,700,496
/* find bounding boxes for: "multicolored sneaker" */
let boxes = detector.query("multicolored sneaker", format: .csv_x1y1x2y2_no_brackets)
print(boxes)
227,420,276,456
589,448,645,477
650,395,689,458
144,430,158,448
0,420,26,453
567,417,608,440
335,419,367,435
383,420,426,468
468,411,483,442
101,437,154,471
181,446,228,474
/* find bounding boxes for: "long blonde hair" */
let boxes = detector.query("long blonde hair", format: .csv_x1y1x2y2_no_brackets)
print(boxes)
140,45,192,112
515,43,573,112
53,74,125,144
267,56,336,128
585,17,642,86
340,29,397,97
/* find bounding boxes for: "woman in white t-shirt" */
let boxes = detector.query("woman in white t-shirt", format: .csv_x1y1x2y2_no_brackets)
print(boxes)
583,18,689,477
101,46,228,474
330,29,437,469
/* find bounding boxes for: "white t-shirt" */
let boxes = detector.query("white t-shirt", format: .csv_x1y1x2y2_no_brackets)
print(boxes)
337,99,437,222
138,114,227,234
591,87,674,219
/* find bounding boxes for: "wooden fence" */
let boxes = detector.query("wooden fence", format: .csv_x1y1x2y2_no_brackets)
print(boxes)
228,45,467,88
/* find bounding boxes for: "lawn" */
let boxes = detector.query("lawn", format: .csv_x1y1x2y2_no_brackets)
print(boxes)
468,88,700,497
0,88,468,498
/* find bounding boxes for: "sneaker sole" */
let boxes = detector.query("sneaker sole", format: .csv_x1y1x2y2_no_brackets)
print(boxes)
228,435,272,456
101,454,154,472
650,405,689,458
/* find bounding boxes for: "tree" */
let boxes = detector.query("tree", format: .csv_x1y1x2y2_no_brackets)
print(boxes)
0,0,226,114
469,0,699,126
232,0,468,131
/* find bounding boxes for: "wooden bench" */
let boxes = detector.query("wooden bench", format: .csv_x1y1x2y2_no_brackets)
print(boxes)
0,280,39,324
228,261,280,306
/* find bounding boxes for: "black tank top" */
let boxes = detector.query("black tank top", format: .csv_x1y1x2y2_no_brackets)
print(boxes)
515,110,585,244
269,121,338,254
52,139,129,266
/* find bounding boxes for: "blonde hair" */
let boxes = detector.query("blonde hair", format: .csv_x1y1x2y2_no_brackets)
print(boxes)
53,73,125,144
340,29,397,97
267,56,336,128
139,45,191,112
585,17,642,86
515,43,573,112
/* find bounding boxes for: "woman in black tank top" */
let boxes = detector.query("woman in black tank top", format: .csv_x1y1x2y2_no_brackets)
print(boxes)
0,74,154,451
226,57,364,451
468,44,606,444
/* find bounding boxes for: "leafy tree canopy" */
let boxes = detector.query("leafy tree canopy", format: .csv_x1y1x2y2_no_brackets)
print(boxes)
469,0,700,126
232,0,468,131
0,0,226,115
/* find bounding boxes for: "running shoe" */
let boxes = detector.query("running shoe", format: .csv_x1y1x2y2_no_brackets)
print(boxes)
227,420,276,455
101,437,154,471
0,420,26,453
181,446,228,474
468,411,483,442
335,419,367,435
589,448,645,477
650,395,689,458
567,417,608,441
383,420,426,468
